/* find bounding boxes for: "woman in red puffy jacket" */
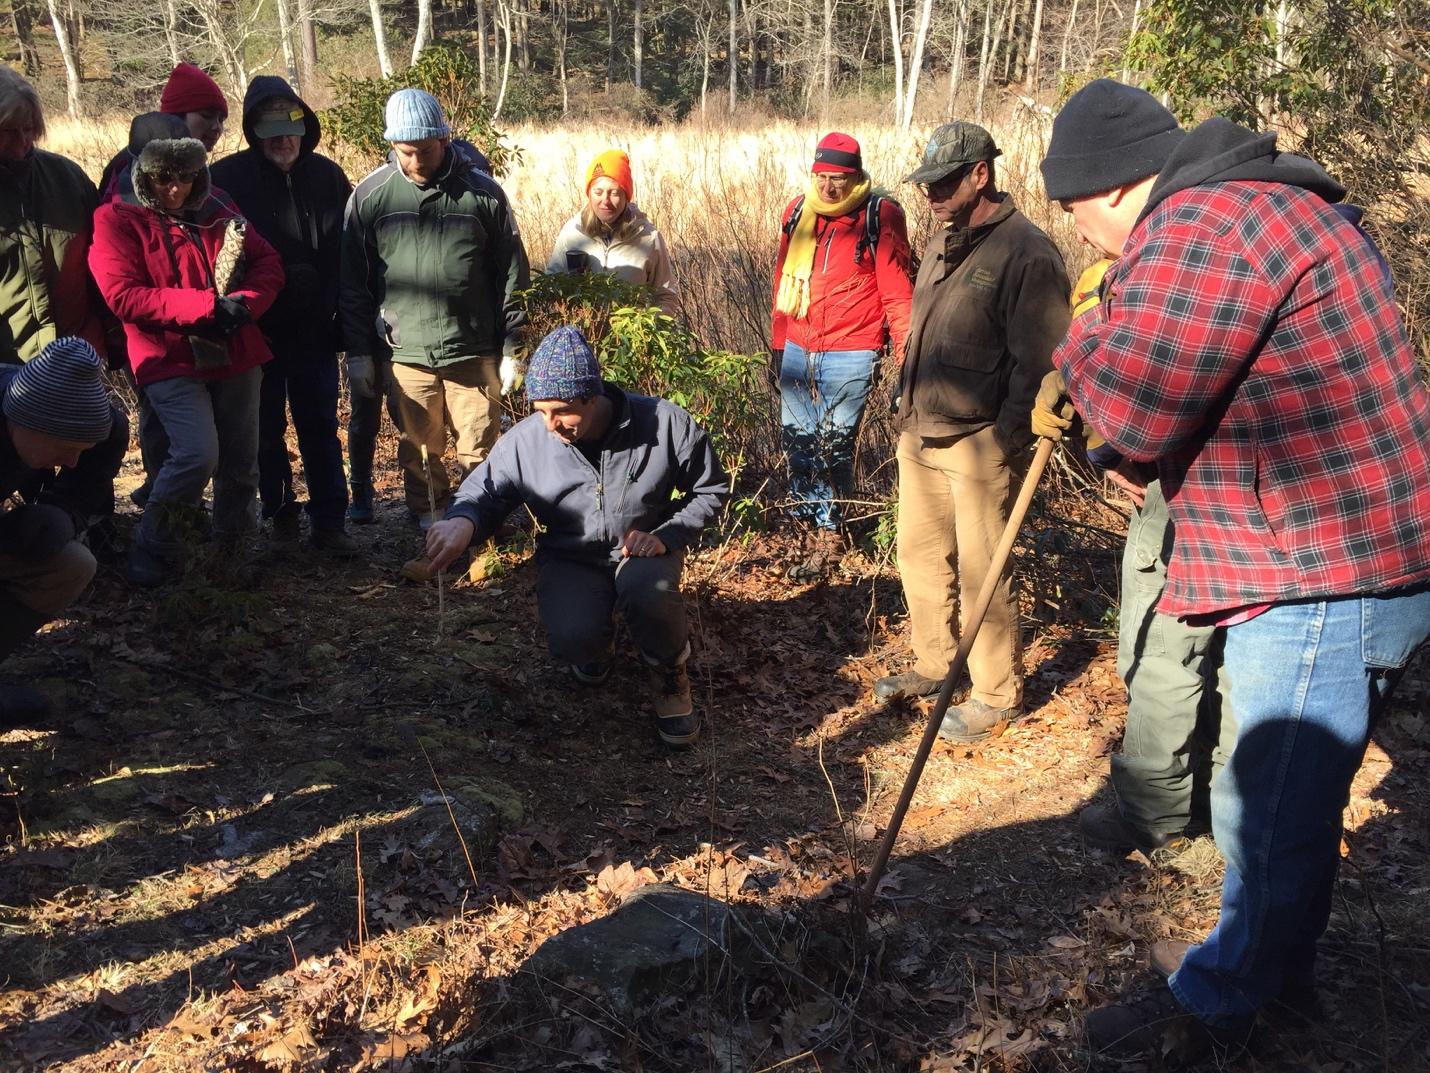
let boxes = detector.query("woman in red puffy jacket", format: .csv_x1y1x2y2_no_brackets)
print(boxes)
89,134,283,587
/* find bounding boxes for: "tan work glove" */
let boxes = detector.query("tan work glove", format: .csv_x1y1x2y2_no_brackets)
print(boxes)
1031,368,1075,441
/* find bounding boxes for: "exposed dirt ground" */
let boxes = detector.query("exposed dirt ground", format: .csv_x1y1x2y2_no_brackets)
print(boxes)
1,440,1427,1073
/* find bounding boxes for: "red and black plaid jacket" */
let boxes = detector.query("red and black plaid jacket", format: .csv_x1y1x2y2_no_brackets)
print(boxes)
1056,181,1430,617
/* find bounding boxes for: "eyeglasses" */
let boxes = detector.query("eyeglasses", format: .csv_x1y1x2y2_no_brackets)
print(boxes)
153,170,200,186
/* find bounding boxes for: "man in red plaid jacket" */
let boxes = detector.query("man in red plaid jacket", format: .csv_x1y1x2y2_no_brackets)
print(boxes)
1040,79,1430,1063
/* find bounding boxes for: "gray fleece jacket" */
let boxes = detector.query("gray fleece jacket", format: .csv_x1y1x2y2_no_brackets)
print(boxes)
446,381,727,563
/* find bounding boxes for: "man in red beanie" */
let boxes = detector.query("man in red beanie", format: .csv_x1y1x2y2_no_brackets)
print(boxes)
770,131,912,577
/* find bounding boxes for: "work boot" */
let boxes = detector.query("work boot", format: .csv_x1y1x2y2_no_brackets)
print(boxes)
349,481,375,525
271,509,301,547
126,542,175,588
311,528,360,558
1084,985,1248,1066
873,669,943,702
1150,939,1191,979
937,697,1017,742
0,684,52,728
1079,802,1179,854
571,660,612,685
787,528,845,582
645,655,700,748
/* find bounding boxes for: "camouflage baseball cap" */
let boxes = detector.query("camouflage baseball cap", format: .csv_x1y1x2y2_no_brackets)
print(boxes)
905,122,1002,184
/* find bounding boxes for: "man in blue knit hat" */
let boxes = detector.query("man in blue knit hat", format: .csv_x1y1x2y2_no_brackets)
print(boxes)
425,326,728,748
339,88,529,541
1,337,126,726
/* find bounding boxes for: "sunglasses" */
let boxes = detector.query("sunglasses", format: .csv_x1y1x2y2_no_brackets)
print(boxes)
153,169,200,186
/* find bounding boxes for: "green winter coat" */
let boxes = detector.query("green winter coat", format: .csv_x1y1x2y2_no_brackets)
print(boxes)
338,146,529,368
0,149,103,362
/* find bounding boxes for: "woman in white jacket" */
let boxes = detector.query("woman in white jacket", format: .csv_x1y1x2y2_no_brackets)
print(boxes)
547,149,679,316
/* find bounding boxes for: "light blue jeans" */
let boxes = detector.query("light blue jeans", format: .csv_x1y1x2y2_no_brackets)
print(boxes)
1169,583,1430,1026
778,342,877,530
140,368,262,556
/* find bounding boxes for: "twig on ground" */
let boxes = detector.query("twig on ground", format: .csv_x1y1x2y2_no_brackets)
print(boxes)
415,735,481,891
421,444,447,637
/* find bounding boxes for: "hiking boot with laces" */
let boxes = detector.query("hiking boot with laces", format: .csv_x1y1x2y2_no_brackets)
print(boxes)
646,659,700,748
349,482,375,525
1084,985,1248,1066
571,660,612,685
873,669,943,702
1079,802,1179,855
937,697,1017,742
311,528,360,558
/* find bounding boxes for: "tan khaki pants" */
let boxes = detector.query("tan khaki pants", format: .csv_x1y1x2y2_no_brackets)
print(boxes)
895,426,1024,709
390,358,501,516
0,540,97,618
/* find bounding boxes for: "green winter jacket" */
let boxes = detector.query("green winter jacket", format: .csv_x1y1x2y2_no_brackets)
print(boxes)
338,146,529,368
0,149,103,362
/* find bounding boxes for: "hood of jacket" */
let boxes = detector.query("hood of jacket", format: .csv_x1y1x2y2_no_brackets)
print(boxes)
132,137,211,213
1140,117,1345,223
241,75,320,156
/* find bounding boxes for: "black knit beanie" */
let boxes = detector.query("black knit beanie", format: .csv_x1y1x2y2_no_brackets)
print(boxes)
3,337,113,443
1041,79,1186,201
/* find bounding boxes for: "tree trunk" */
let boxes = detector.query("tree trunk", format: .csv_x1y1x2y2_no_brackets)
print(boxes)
1058,0,1079,73
727,0,737,111
821,0,833,115
475,0,488,95
516,0,530,72
11,0,41,75
947,0,969,118
886,0,904,125
902,0,935,128
298,0,319,93
975,0,993,122
607,0,617,91
276,0,300,88
1023,0,1043,91
1121,0,1141,82
370,0,394,77
492,0,514,118
44,0,83,117
633,0,643,89
412,0,433,65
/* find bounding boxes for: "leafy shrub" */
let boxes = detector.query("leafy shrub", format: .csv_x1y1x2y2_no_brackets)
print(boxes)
323,46,521,176
520,270,767,472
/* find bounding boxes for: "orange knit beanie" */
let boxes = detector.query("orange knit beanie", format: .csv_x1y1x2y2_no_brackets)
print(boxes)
585,149,633,200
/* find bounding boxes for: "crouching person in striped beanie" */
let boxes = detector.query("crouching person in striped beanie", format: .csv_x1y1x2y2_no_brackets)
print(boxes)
422,326,728,749
0,337,127,726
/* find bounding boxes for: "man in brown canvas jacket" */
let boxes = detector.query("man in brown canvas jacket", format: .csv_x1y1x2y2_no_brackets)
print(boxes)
875,122,1071,741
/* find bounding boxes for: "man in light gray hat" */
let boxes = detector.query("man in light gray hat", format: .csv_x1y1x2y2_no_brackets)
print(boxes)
874,121,1070,742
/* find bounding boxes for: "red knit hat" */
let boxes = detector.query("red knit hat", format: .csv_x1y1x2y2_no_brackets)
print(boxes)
812,132,861,174
160,63,228,118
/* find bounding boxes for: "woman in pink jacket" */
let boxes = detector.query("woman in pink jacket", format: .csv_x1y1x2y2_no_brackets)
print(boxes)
90,134,283,587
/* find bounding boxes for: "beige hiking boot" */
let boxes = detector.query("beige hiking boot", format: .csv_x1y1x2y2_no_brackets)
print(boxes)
645,654,700,748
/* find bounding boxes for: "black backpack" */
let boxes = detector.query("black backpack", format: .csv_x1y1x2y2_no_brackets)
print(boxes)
782,193,893,266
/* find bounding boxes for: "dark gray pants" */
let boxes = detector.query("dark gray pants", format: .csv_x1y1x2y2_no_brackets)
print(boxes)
535,552,688,667
1113,479,1234,835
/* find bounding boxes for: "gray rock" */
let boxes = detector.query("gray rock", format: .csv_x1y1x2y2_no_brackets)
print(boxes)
523,883,747,1016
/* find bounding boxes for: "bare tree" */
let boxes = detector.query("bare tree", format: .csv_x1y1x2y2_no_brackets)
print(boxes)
1023,0,1043,90
728,0,737,110
412,0,433,63
900,0,935,127
297,0,319,93
633,0,644,88
44,0,84,116
370,0,394,76
276,0,301,86
11,0,43,74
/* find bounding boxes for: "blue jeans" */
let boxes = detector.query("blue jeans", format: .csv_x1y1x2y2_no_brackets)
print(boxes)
258,345,348,530
778,342,877,530
140,368,261,555
1169,583,1430,1026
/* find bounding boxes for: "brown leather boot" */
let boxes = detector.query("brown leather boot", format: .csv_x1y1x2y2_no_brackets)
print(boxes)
645,656,700,748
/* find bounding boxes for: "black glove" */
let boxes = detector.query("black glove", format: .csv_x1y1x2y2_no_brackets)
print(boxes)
212,296,251,337
0,505,78,561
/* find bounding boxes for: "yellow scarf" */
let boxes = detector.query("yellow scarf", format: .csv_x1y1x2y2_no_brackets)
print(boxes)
774,175,872,319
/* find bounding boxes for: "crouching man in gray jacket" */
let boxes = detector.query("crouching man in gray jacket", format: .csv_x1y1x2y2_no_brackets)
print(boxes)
424,326,728,748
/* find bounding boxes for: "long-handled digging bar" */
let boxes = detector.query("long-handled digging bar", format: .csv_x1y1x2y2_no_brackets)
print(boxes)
859,436,1057,913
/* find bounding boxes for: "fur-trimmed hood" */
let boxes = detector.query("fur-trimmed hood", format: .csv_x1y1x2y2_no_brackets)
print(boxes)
132,137,211,213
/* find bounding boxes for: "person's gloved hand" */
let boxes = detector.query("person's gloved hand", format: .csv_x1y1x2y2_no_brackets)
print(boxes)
346,353,379,399
1031,368,1076,441
0,504,77,561
212,296,251,337
499,339,527,396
